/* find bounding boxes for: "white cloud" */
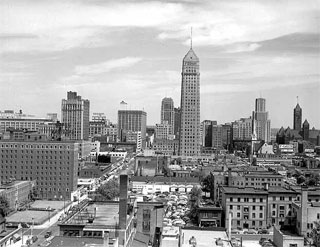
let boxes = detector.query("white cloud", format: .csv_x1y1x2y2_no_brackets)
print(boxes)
0,0,318,53
74,57,142,75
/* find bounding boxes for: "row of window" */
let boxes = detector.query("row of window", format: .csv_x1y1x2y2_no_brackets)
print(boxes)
230,205,264,210
229,197,265,203
0,144,71,149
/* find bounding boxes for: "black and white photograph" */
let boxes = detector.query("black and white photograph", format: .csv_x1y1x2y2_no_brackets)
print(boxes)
0,0,319,247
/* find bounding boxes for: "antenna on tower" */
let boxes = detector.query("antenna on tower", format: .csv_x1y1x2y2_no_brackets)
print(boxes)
296,96,299,104
190,27,193,49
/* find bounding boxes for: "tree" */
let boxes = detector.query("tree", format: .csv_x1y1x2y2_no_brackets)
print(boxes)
0,195,10,216
296,175,306,184
201,173,215,200
96,178,120,200
311,220,320,247
188,186,203,224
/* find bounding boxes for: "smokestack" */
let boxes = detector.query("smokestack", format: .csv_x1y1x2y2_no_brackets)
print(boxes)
119,174,128,229
228,212,232,241
300,186,308,235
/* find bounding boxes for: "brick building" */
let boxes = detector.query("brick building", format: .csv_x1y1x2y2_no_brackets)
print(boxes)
0,139,79,200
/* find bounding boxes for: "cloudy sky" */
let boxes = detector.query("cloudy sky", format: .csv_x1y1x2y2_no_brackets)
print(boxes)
1,0,319,128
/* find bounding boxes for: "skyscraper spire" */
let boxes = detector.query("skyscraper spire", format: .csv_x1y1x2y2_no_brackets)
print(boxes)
190,27,193,49
297,96,299,104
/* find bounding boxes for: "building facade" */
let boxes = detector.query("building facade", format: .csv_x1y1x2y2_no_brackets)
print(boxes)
232,117,252,140
118,110,146,148
252,98,271,143
160,97,174,135
61,91,90,140
293,103,302,131
0,140,79,200
174,107,181,141
179,46,200,156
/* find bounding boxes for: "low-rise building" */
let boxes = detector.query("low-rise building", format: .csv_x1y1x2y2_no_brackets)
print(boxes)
131,176,199,194
221,187,268,229
292,187,320,244
273,227,304,247
58,175,135,247
136,201,164,245
197,205,223,227
0,180,35,210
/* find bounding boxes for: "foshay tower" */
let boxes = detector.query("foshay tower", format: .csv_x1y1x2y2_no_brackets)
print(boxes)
179,34,200,156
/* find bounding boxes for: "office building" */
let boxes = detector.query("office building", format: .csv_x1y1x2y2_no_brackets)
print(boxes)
232,117,252,141
118,110,147,148
252,98,271,143
160,97,174,135
302,119,309,141
155,122,174,140
61,91,90,140
92,113,107,122
173,107,181,140
293,103,302,131
201,120,217,147
0,139,79,200
89,121,107,138
0,116,54,134
179,44,200,156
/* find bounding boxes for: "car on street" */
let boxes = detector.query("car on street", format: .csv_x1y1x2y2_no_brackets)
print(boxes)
44,231,52,238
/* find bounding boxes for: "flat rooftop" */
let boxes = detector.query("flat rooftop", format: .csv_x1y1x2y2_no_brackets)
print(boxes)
180,229,231,247
62,202,125,229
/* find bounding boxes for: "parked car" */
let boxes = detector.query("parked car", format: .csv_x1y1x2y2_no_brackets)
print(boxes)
44,231,52,238
258,229,269,234
244,229,257,234
31,235,38,243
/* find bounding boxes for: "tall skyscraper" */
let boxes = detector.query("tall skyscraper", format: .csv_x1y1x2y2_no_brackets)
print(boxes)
179,44,200,156
293,101,302,131
252,98,271,143
61,91,90,140
118,110,147,148
160,97,174,134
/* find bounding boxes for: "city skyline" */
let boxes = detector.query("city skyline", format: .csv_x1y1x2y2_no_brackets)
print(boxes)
1,0,319,128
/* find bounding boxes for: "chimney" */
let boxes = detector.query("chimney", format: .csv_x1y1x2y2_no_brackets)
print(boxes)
119,174,128,229
300,186,308,235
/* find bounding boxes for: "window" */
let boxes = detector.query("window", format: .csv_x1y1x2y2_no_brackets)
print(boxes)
280,196,285,201
230,205,233,210
237,213,240,218
252,206,256,210
259,213,263,218
142,221,150,232
260,198,263,202
230,197,233,202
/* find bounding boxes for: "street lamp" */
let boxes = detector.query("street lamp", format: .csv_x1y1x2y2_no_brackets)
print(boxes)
47,206,51,222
